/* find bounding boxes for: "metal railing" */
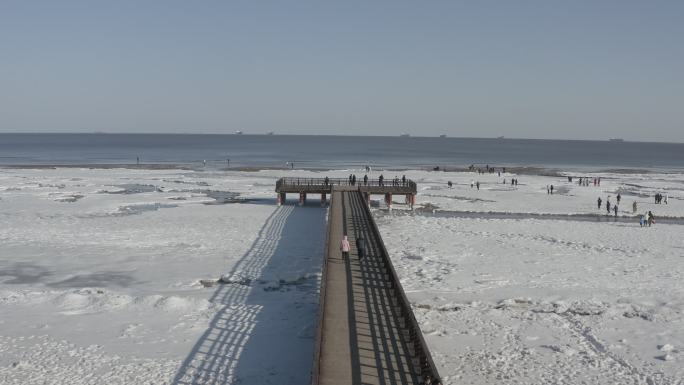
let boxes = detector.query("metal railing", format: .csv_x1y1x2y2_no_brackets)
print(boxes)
310,198,332,385
356,191,442,385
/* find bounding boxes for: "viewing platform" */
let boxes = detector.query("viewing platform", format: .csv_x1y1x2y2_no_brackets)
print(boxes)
275,177,417,208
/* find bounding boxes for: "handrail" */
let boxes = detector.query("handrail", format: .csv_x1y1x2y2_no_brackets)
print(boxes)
356,191,442,385
310,194,333,385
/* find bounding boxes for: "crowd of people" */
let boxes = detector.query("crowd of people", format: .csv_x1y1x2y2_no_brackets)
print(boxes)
450,165,521,191
595,191,668,226
329,165,673,229
654,192,668,204
568,176,601,186
325,173,410,187
458,165,671,228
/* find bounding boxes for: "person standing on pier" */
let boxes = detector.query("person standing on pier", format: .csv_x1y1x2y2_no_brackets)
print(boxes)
356,237,367,259
617,193,621,205
476,181,480,190
597,197,602,209
363,174,368,185
614,204,618,217
340,235,350,259
402,175,406,186
379,174,384,186
633,201,637,213
550,185,554,194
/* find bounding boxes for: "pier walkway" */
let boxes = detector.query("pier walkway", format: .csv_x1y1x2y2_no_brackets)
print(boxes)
309,186,441,385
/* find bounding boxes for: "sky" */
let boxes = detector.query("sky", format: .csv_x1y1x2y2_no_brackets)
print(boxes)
1,1,683,141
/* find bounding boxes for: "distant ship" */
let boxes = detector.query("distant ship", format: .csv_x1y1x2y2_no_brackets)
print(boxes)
497,136,505,139
266,131,274,135
235,130,243,135
609,138,624,142
439,134,447,138
400,133,410,137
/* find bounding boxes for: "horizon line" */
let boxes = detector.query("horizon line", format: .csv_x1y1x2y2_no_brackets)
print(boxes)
0,131,682,145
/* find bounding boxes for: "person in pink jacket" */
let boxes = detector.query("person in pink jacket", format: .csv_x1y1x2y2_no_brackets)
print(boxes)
340,235,350,259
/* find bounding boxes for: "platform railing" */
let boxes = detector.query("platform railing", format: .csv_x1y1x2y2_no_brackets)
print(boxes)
276,177,417,191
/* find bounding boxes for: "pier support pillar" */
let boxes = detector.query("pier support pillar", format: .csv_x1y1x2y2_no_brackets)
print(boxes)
385,193,392,210
406,194,416,210
299,192,306,206
321,193,327,206
364,192,370,207
277,192,286,206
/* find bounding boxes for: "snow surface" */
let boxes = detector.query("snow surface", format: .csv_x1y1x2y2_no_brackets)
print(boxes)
1,166,682,384
0,168,326,384
375,169,684,384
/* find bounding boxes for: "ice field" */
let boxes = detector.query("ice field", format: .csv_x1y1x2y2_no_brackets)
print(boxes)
1,167,682,384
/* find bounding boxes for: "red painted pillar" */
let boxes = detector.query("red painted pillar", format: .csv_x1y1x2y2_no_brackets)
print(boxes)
299,192,305,206
277,193,282,206
385,193,392,210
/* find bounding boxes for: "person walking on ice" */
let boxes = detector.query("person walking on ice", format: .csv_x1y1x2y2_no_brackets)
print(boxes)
597,197,602,209
340,235,350,259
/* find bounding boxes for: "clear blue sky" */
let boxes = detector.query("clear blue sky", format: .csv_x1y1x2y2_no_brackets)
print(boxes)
1,1,682,141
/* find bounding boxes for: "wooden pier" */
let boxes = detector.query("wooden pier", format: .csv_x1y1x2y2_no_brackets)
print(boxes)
276,177,441,385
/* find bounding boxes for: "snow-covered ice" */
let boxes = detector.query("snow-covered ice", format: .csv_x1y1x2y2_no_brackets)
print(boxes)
1,166,683,384
375,169,684,384
0,168,326,384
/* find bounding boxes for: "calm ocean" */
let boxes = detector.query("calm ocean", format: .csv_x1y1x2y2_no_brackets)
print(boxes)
1,133,683,171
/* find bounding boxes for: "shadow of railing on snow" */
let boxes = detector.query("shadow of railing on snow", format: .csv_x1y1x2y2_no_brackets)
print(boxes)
172,204,326,385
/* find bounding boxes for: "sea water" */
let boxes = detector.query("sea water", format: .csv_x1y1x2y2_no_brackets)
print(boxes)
1,133,683,170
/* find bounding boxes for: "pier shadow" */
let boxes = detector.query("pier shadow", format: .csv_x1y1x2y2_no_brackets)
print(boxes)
171,203,326,385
